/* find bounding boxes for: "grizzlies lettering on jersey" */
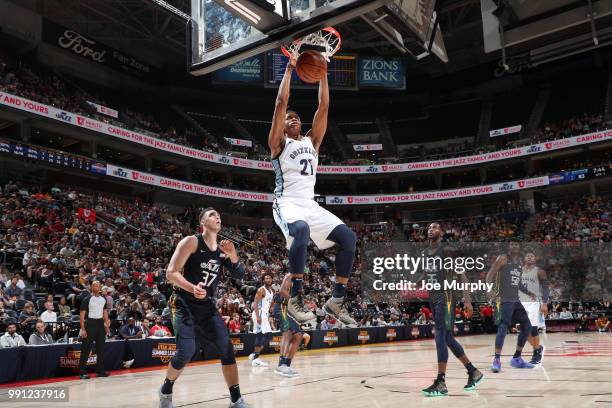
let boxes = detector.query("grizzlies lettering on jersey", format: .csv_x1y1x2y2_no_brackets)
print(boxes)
499,255,523,301
272,136,318,199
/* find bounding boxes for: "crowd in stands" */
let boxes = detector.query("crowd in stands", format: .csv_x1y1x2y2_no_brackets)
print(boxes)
0,53,204,152
0,178,610,349
1,52,609,168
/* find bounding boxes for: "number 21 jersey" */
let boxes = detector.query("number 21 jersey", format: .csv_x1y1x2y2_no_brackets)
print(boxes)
272,136,318,199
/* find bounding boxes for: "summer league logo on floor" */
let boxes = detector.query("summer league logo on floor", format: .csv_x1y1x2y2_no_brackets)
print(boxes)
230,337,244,352
324,331,338,346
60,351,96,369
152,343,177,364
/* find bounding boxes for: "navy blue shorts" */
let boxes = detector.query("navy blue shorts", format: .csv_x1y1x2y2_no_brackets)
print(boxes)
274,302,301,334
170,294,235,366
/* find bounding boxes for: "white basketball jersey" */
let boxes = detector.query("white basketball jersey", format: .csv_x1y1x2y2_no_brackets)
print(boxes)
520,265,540,302
253,286,274,321
272,136,318,199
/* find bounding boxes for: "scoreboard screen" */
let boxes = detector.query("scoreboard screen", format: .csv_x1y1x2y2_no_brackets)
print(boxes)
265,51,357,90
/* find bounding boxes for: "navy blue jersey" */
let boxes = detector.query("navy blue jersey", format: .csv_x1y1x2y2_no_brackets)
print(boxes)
177,234,244,312
498,254,524,301
422,244,448,302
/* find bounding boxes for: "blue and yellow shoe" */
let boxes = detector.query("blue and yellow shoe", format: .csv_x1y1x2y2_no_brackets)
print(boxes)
422,379,448,397
464,369,484,391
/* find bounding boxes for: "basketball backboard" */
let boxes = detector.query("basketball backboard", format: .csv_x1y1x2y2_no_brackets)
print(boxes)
188,0,392,75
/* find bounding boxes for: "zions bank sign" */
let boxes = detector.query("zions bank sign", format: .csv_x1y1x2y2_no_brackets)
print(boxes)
42,20,156,79
359,57,406,90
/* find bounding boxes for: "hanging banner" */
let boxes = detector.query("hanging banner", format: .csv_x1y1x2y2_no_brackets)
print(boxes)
86,101,119,118
225,137,253,148
353,144,383,151
489,125,522,137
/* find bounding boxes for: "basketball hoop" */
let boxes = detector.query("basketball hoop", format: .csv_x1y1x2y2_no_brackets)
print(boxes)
281,27,342,62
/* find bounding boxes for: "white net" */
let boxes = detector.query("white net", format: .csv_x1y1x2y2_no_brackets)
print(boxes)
283,27,341,62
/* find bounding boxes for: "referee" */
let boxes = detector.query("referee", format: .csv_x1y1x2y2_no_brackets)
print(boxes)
78,280,111,379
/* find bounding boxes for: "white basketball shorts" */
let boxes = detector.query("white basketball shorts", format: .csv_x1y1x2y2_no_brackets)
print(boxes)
272,197,344,250
522,301,543,328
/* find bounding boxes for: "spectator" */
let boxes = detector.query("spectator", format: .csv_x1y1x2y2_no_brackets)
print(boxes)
40,301,58,323
320,315,335,330
19,302,38,331
120,317,143,339
559,307,574,319
5,273,26,290
57,295,71,318
481,303,495,333
0,266,8,287
0,322,26,348
141,318,151,339
575,314,590,332
229,313,242,334
150,316,172,337
5,277,23,299
597,314,610,332
127,302,143,321
28,321,54,345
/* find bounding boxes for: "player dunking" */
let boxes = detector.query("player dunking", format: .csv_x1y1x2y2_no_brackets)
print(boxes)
274,273,304,377
269,57,357,327
421,223,483,396
486,241,537,373
520,250,549,365
249,272,274,367
158,208,250,408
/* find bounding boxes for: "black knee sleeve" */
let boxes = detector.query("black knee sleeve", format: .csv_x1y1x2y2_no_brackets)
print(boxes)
220,339,236,365
531,326,539,337
171,339,196,370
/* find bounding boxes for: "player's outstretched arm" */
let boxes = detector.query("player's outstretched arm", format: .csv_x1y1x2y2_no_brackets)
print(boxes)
486,254,507,286
307,74,329,152
166,236,198,293
269,58,296,157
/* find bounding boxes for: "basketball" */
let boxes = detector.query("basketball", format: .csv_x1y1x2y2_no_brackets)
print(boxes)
296,50,327,83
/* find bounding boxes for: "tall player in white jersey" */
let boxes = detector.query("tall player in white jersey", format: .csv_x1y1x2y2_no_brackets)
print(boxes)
269,56,358,327
249,272,274,367
520,250,549,365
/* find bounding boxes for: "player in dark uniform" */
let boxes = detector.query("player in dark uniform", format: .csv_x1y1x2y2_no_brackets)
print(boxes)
486,241,537,373
158,208,250,408
273,273,303,377
421,223,483,396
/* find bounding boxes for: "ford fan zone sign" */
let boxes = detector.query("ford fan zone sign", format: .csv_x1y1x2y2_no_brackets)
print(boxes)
0,92,610,175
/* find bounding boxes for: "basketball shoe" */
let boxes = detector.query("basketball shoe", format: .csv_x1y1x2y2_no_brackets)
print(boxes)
288,293,315,323
422,378,448,396
323,297,357,327
464,369,484,390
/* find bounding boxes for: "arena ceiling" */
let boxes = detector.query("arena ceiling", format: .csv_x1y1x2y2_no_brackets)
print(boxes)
27,0,488,75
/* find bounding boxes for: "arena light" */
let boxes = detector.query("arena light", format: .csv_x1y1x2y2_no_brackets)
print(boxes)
149,0,190,20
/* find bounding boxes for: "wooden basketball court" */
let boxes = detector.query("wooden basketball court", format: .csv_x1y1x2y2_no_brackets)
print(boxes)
3,332,611,408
